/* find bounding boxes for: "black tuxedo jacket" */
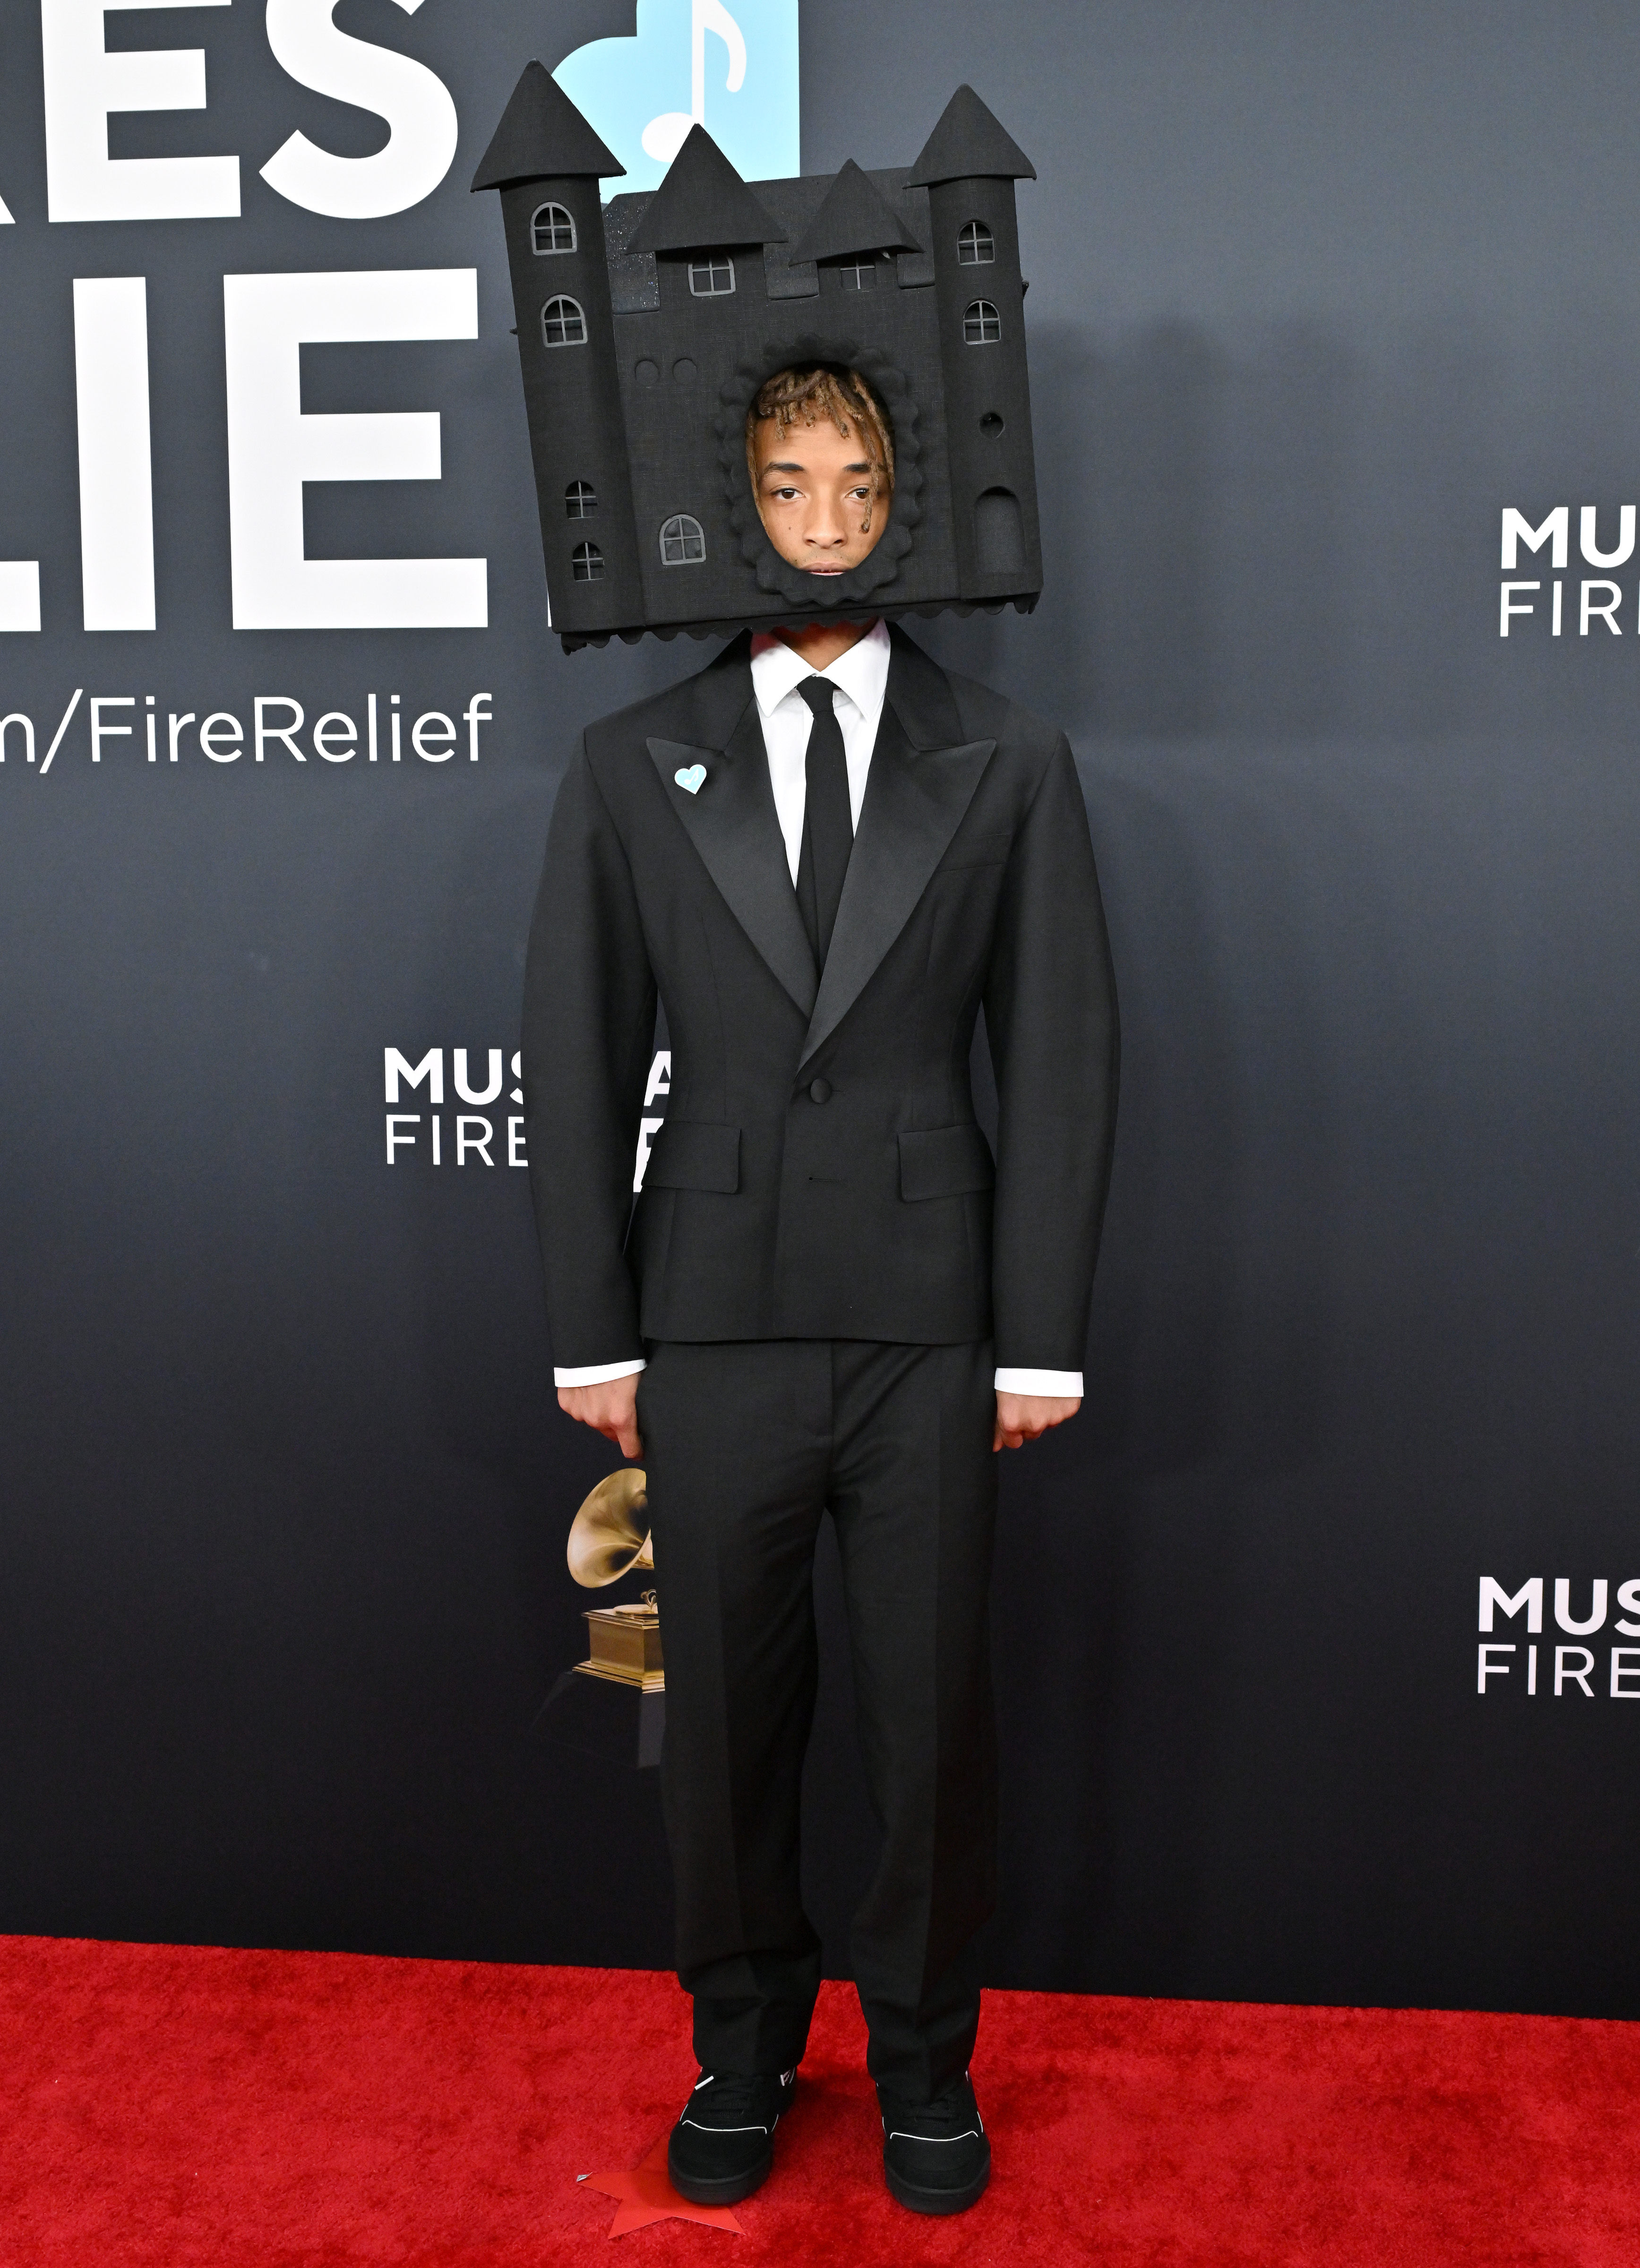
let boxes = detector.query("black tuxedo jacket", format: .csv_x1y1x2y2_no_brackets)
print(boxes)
523,627,1118,1372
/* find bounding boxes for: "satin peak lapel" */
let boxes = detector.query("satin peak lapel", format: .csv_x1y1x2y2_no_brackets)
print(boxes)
800,701,996,1065
647,715,817,1019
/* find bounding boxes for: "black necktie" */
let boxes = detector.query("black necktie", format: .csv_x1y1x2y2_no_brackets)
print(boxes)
795,677,853,968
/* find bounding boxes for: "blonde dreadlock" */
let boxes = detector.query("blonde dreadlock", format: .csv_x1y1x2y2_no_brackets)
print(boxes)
745,364,895,538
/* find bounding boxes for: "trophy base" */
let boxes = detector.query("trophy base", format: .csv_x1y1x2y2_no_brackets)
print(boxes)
581,1603,663,1687
531,1667,666,1770
573,1658,666,1695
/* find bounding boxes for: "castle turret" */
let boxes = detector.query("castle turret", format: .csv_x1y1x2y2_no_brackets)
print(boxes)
625,123,783,326
472,64,640,639
791,159,924,277
626,124,783,259
907,86,1041,603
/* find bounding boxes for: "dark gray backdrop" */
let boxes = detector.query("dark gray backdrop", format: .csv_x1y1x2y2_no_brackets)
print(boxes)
3,0,1639,2019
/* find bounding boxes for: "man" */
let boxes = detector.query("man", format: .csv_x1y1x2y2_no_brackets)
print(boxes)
524,363,1117,2216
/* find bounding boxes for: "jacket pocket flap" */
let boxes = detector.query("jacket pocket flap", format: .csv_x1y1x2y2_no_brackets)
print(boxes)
899,1123,995,1202
645,1119,741,1194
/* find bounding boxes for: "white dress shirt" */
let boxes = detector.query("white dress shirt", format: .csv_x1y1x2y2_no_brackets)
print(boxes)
748,616,892,880
554,619,1083,1400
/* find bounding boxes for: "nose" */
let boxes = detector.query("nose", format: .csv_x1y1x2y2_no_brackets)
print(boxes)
804,498,850,550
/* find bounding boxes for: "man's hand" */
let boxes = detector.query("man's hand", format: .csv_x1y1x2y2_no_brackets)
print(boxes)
993,1392,1080,1451
558,1375,642,1460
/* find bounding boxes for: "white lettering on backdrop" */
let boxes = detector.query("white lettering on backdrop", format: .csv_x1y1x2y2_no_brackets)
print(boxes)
260,0,460,220
0,689,493,767
0,565,42,634
73,277,156,632
41,0,241,224
378,1047,674,1179
223,268,488,631
40,0,458,223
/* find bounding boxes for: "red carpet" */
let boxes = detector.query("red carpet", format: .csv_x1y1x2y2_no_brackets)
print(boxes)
3,1935,1639,2266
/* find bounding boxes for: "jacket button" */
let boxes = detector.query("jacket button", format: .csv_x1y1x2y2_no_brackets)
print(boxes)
808,1078,832,1105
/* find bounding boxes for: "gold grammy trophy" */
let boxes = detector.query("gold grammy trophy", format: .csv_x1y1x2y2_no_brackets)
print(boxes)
567,1469,663,1694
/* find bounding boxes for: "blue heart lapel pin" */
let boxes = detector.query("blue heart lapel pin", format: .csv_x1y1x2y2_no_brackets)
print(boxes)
674,763,707,795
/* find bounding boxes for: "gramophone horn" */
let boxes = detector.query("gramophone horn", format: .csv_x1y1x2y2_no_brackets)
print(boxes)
567,1468,653,1588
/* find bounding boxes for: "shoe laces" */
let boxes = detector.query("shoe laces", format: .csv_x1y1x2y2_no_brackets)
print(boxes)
692,2070,781,2119
883,2073,981,2136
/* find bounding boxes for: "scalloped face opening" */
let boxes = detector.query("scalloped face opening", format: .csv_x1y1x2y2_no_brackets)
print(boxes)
715,341,924,618
749,404,893,580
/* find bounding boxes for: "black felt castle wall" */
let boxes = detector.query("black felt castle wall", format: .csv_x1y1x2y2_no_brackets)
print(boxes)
473,71,1043,652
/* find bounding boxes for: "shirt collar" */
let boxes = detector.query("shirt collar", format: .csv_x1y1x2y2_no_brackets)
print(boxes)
749,618,891,720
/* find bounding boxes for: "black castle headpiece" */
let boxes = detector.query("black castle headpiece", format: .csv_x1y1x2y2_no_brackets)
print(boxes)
474,68,1041,653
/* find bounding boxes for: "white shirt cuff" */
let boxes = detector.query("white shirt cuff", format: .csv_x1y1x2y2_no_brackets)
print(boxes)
558,1359,1078,1393
994,1367,1083,1397
553,1358,648,1387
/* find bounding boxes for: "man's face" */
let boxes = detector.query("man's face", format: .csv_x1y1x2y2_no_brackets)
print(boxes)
751,411,891,578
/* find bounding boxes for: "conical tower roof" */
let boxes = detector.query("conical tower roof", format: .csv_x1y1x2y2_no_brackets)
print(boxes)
790,161,925,265
627,125,783,253
904,84,1035,187
471,61,624,192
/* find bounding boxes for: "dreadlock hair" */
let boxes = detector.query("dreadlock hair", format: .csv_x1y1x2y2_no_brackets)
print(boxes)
745,363,896,539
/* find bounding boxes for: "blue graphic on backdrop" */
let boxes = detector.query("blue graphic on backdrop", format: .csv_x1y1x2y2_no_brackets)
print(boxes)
553,0,800,198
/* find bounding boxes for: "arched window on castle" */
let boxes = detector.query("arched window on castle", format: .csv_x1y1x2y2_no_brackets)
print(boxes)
541,296,587,348
532,202,576,255
571,541,605,582
565,481,598,519
688,255,736,297
963,299,1002,345
958,220,995,266
660,515,706,566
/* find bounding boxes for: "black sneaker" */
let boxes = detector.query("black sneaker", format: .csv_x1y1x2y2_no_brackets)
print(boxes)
879,2071,991,2215
667,2067,797,2205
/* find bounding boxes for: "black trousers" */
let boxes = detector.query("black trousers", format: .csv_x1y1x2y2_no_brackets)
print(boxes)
637,1338,999,2101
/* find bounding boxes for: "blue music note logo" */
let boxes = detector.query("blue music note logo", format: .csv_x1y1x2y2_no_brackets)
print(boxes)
641,0,748,165
553,0,800,197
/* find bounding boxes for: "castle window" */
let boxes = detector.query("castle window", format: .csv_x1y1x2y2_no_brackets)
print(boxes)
659,514,706,567
532,202,576,255
963,299,1002,345
565,481,598,519
541,296,587,348
838,257,877,292
958,220,995,266
571,541,605,582
688,254,736,297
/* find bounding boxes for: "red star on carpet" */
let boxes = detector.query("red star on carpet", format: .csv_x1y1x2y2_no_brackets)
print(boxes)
580,2130,745,2237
